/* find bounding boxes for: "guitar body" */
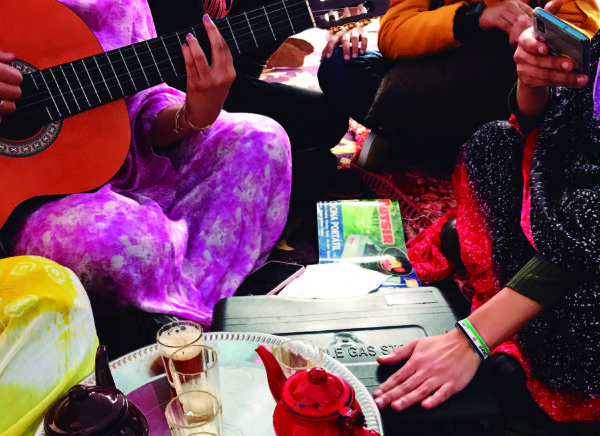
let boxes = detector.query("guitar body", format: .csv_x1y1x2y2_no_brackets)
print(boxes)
0,0,130,228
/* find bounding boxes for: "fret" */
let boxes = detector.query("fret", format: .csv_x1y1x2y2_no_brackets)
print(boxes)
225,14,257,53
159,36,178,76
147,37,180,83
224,18,241,54
263,6,276,41
14,72,54,124
119,45,149,91
39,69,63,119
262,1,296,42
174,31,184,46
243,12,258,47
48,67,72,115
69,63,92,108
102,53,125,96
245,6,281,48
58,64,82,112
116,48,138,93
93,55,114,100
145,40,163,82
29,71,41,91
82,56,112,103
281,0,295,34
130,44,151,87
80,58,102,103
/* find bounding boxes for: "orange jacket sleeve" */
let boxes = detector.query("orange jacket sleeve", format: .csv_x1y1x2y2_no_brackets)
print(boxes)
378,0,599,60
378,0,466,59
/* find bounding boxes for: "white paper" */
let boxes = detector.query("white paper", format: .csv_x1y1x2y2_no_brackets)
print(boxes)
277,263,389,299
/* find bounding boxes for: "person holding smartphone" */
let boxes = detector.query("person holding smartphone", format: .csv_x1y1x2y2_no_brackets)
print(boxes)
373,0,600,427
317,0,599,170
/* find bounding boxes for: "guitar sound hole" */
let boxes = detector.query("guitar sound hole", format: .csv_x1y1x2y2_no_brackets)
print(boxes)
0,116,45,142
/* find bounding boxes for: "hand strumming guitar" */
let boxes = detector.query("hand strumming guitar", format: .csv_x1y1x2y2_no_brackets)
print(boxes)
150,14,236,148
0,51,23,124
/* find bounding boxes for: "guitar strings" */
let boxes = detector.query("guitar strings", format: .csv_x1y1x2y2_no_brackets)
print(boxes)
8,0,360,125
6,4,320,123
15,0,360,114
11,0,311,110
16,0,309,97
14,1,308,90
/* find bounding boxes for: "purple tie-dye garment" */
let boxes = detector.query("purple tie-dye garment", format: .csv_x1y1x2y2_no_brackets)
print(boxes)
10,0,292,326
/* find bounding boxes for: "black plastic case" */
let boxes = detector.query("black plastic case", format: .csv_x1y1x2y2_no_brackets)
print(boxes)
211,287,506,435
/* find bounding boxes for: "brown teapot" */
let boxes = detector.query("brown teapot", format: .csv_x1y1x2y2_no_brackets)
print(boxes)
44,345,149,436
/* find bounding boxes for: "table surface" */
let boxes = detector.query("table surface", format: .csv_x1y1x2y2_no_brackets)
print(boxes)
38,331,384,436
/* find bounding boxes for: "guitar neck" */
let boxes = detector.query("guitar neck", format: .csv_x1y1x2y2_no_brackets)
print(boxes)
16,0,314,124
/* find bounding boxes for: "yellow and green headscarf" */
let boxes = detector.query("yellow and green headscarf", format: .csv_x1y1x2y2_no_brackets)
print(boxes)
0,256,98,436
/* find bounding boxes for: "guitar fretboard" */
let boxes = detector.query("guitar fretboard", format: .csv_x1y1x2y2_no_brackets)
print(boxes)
13,0,314,124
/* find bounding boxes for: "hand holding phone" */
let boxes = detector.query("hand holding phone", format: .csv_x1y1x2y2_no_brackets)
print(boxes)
532,8,591,76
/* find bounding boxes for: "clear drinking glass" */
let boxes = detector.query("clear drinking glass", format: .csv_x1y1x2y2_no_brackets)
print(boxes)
271,338,324,377
169,344,221,403
165,390,223,436
156,320,204,385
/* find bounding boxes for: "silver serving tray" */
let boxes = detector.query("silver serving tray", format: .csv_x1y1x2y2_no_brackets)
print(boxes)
36,331,384,435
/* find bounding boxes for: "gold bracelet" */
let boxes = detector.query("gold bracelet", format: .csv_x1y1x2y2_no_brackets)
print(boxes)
173,104,214,134
184,106,214,133
173,104,185,134
329,19,374,35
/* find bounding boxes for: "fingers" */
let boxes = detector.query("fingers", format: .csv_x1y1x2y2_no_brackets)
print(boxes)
350,31,362,58
0,59,23,89
182,33,208,86
515,28,587,88
517,62,587,88
481,1,532,33
544,0,562,15
516,0,533,15
387,377,437,411
0,53,23,121
377,340,415,365
421,383,455,409
341,32,352,60
202,14,233,72
321,37,339,59
519,27,548,56
359,32,368,55
0,51,16,64
0,98,17,114
322,29,367,60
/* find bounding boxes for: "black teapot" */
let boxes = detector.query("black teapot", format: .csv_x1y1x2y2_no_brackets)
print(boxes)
44,345,149,436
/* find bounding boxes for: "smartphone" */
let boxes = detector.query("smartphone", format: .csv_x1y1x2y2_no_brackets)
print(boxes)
532,8,591,76
235,261,305,296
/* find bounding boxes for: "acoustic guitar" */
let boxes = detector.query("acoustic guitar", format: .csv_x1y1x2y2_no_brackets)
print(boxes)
0,0,387,228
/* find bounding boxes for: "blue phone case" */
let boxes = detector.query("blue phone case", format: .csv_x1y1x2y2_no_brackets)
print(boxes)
532,8,590,76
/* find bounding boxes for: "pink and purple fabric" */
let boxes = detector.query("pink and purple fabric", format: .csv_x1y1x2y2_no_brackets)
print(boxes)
10,0,292,327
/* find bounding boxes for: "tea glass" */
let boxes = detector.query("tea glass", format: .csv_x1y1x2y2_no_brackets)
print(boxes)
169,344,221,403
271,338,324,377
165,390,222,436
156,320,204,385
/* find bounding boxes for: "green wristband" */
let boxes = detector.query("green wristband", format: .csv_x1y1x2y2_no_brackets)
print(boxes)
457,318,490,360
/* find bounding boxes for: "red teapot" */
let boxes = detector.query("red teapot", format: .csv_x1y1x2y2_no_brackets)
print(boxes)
255,345,381,436
44,345,149,436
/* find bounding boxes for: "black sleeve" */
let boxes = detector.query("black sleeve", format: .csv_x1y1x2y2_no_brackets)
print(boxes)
507,253,578,307
453,2,487,43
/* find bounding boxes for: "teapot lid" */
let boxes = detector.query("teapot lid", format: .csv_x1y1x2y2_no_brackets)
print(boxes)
44,384,128,436
282,367,355,419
